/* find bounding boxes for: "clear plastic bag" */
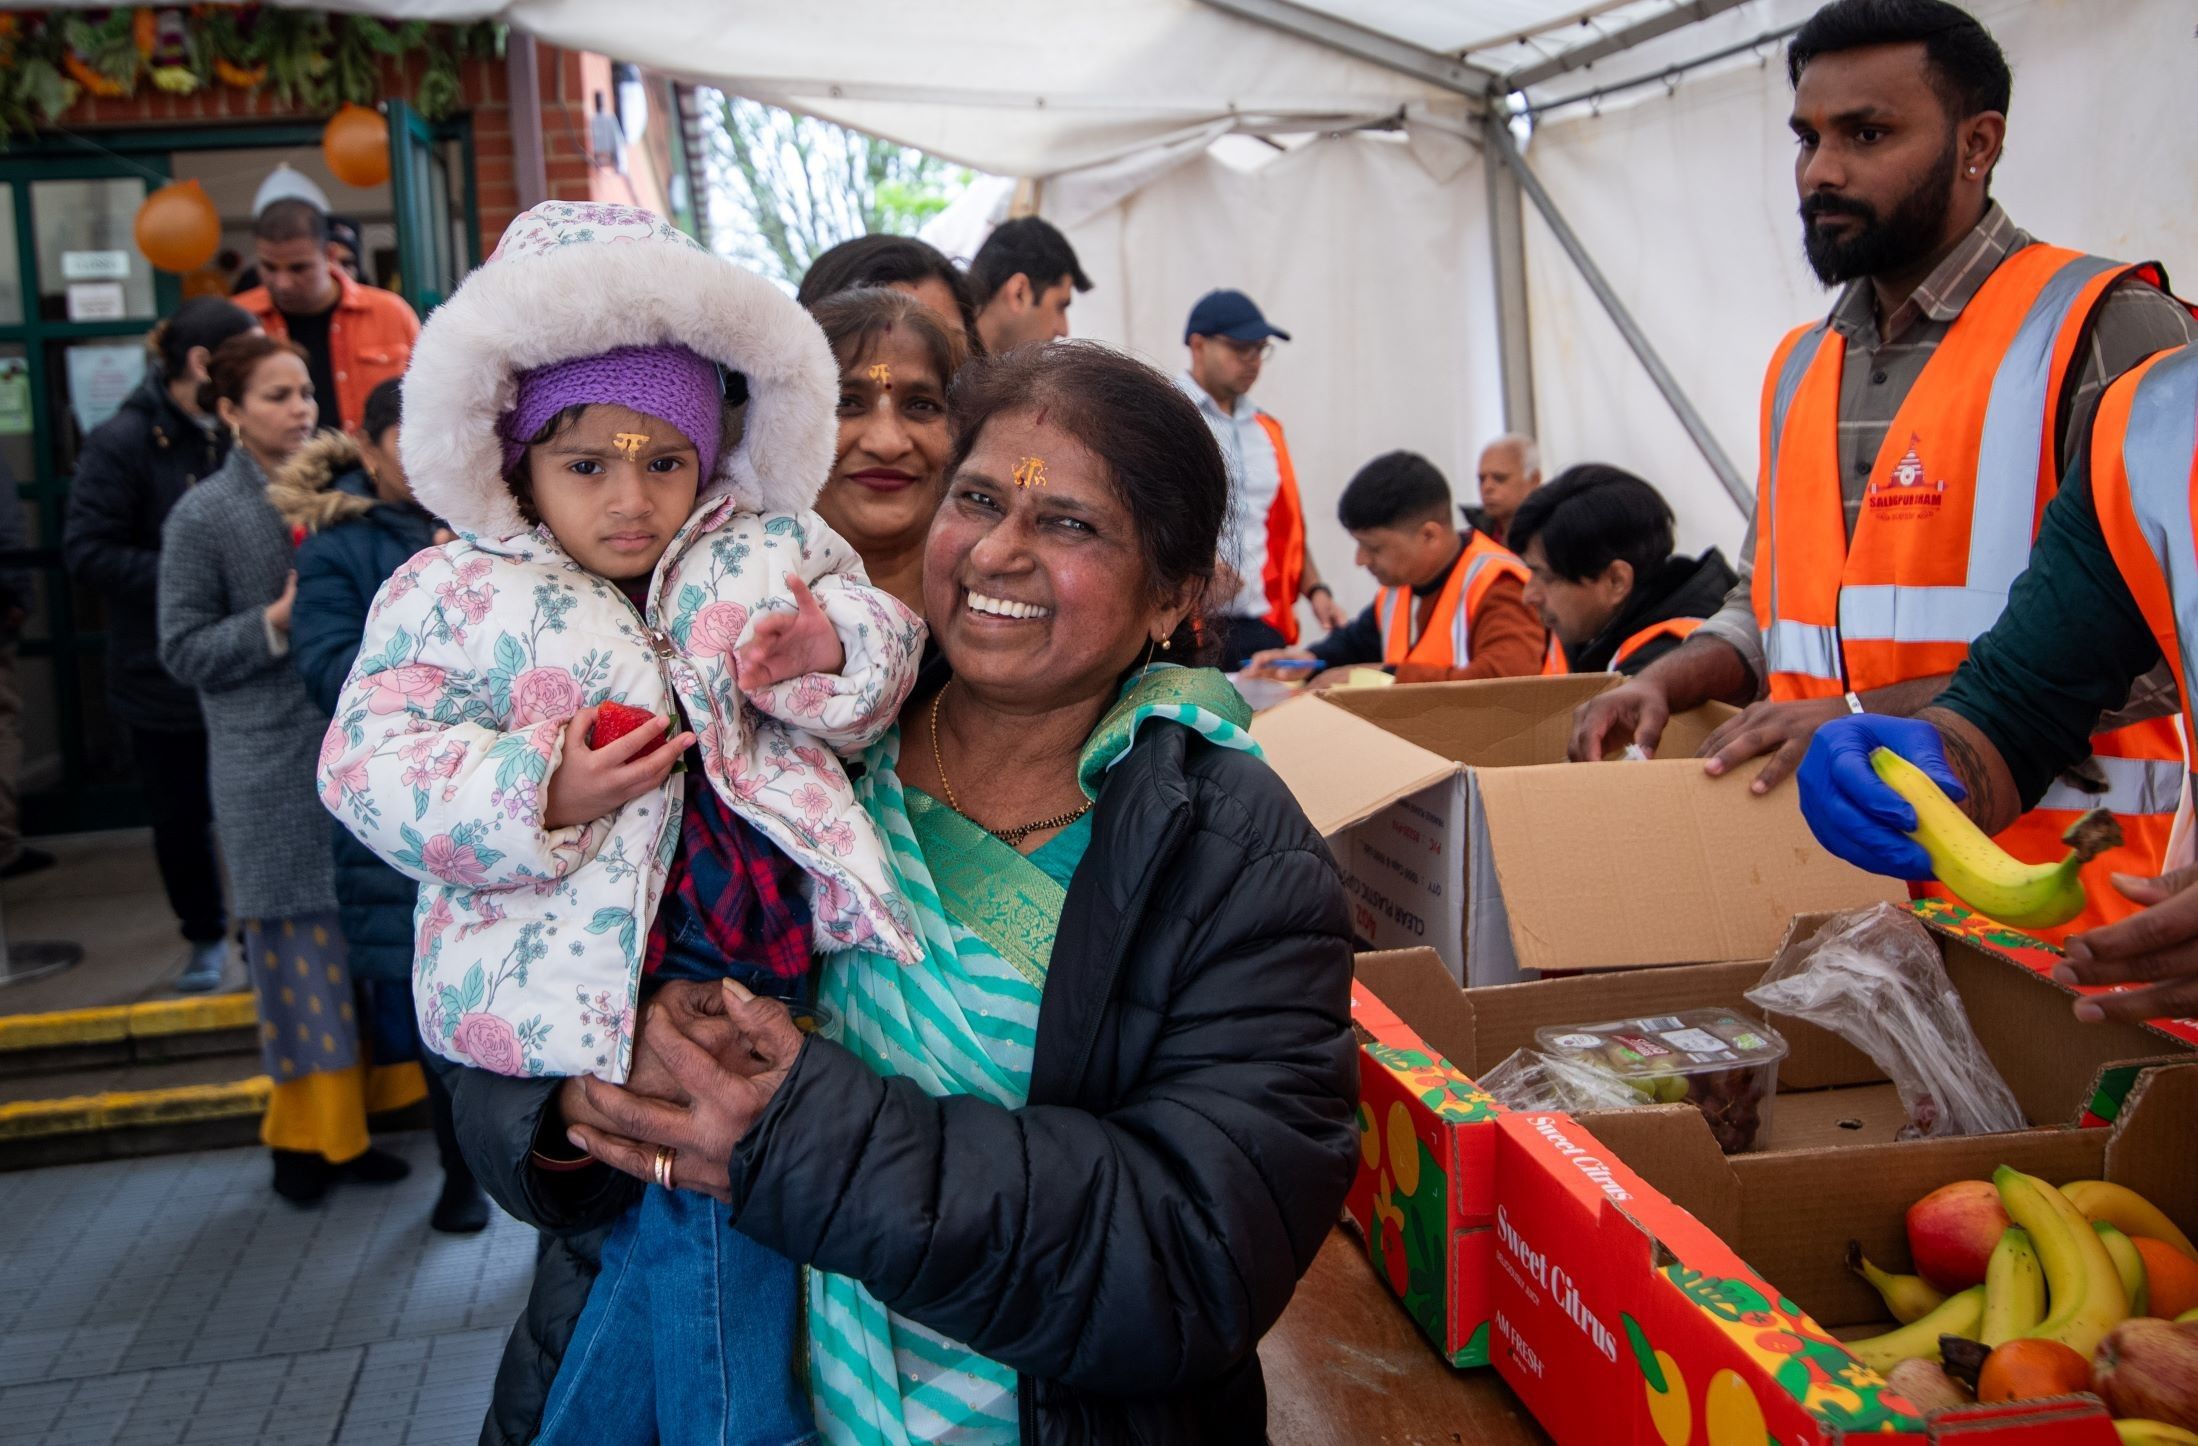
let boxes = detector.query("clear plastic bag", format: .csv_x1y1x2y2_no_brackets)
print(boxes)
1478,1046,1649,1115
1743,902,2026,1139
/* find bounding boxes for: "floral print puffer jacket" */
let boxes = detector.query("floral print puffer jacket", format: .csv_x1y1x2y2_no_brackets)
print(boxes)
319,495,925,1083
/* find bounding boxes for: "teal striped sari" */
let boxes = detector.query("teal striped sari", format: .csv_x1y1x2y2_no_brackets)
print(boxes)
807,665,1258,1446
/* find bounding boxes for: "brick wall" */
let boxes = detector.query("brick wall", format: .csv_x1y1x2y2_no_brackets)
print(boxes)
39,34,667,260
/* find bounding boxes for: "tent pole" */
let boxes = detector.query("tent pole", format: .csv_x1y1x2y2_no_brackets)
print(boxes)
1483,120,1749,512
1481,115,1536,436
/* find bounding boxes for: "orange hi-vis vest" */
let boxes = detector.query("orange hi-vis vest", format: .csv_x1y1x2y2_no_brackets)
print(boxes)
1541,616,1702,675
1252,413,1306,646
1613,616,1703,668
1379,531,1527,672
2095,343,2198,846
1753,244,2185,936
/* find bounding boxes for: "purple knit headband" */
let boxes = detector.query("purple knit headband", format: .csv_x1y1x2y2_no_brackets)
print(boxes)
499,344,723,472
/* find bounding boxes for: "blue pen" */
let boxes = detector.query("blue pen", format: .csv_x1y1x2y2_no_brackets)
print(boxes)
1264,657,1325,673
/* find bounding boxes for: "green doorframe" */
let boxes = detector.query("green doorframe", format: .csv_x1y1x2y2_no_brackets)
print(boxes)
0,112,476,833
0,150,181,833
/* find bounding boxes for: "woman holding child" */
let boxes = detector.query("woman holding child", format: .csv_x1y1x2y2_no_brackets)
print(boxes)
324,201,1356,1445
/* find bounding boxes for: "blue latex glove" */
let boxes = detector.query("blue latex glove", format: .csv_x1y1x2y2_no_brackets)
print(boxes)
1796,714,1968,881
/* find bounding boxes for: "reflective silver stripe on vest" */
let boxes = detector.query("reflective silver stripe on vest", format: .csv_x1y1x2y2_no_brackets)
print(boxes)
2118,347,2198,757
1762,324,1833,631
1762,619,1842,681
1833,254,2123,651
1837,583,2012,645
1453,549,1511,664
2038,754,2186,817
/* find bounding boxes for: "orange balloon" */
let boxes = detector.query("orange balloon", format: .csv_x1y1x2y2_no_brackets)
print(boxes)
323,104,391,189
134,180,222,274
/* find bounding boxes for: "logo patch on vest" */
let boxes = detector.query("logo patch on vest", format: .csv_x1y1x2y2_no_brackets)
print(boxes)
1866,435,1947,517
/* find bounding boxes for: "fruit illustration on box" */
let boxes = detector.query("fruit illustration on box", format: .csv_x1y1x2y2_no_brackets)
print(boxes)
1624,1315,1692,1446
1871,747,2120,929
1350,1090,1447,1334
1661,1264,1925,1432
1704,1368,1769,1446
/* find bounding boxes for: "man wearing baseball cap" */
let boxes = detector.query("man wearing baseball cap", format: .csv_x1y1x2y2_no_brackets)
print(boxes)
1176,289,1346,668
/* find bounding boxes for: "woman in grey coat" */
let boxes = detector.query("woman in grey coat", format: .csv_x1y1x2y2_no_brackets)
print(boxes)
158,332,418,1204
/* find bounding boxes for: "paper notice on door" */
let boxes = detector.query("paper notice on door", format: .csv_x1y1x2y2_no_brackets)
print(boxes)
65,281,126,322
61,250,130,281
0,358,29,437
65,342,144,435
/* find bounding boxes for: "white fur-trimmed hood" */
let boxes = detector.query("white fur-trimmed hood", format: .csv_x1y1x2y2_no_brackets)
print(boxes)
399,202,837,541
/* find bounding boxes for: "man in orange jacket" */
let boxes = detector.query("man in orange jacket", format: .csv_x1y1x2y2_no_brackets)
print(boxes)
1244,450,1546,685
1566,0,2195,934
235,199,419,435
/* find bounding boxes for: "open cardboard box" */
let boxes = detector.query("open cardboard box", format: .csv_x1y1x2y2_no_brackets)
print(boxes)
1252,674,1902,985
1487,1068,2198,1445
1345,905,2198,1382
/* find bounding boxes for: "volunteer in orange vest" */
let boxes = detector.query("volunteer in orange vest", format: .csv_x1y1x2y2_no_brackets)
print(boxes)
1177,289,1349,668
1243,450,1546,685
1567,0,2194,935
1802,342,2198,1018
1511,464,1737,677
234,198,419,436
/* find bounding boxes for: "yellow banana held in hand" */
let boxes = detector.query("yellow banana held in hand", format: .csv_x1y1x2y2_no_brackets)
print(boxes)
1869,748,2121,930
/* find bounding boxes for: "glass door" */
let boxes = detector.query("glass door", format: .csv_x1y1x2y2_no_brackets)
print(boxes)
388,100,464,316
0,157,180,832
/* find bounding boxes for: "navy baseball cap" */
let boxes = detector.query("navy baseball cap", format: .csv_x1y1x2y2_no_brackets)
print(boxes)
1184,289,1291,345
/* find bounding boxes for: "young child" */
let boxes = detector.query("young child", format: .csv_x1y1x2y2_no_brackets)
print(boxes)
317,201,925,1444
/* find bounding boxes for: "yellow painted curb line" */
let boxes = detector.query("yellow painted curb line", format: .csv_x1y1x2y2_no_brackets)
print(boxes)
0,992,257,1053
0,1075,270,1141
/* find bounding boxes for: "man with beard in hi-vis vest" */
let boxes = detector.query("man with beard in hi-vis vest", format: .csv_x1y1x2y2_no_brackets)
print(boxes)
1568,0,2197,938
1799,342,2198,1022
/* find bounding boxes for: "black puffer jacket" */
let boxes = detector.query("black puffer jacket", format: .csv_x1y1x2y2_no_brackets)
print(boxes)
280,434,442,984
442,702,1359,1445
61,372,229,732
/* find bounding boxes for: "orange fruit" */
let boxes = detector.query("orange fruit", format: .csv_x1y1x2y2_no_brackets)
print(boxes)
2135,1237,2198,1318
1976,1339,2092,1403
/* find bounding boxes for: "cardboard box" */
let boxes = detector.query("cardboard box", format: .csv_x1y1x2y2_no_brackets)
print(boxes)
1488,1085,2193,1444
1253,675,1902,984
1346,906,2198,1382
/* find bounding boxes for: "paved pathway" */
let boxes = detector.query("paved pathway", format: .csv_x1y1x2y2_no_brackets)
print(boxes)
0,1132,531,1445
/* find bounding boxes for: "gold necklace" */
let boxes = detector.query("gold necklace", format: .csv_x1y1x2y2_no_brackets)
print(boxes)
928,683,1093,848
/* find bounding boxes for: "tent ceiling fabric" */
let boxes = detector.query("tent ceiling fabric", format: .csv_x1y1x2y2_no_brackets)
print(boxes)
9,0,1720,177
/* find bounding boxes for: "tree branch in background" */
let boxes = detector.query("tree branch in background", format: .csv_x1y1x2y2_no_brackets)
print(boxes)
702,92,974,287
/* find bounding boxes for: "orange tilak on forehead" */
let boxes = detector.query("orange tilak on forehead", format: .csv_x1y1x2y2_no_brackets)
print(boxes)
867,362,891,390
1012,456,1048,489
612,431,652,459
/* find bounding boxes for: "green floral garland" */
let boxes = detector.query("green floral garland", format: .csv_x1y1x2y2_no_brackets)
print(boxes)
0,7,504,140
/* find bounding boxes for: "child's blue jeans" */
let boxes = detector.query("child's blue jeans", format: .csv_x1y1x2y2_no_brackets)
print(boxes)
534,1182,814,1446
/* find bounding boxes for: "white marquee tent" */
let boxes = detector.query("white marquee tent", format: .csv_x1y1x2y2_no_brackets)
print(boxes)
34,0,2192,612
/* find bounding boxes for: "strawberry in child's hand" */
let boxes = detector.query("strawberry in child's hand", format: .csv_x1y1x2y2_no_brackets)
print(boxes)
587,702,671,755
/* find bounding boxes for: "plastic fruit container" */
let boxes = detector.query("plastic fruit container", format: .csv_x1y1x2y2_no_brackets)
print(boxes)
1533,1010,1789,1154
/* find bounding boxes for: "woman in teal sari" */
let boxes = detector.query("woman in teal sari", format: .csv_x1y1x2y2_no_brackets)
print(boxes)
559,342,1360,1444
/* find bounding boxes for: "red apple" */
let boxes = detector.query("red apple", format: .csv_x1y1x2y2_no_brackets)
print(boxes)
1906,1180,2011,1292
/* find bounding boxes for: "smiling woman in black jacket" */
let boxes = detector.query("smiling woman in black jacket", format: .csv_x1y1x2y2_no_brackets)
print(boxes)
439,342,1358,1445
